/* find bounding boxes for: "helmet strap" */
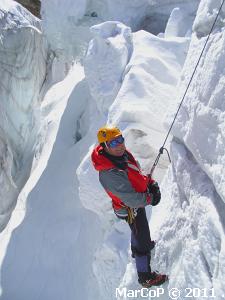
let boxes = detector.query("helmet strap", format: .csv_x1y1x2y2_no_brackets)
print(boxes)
104,142,109,150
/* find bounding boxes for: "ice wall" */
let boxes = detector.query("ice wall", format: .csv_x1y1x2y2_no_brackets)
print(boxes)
88,0,199,33
41,0,92,61
40,0,199,63
170,0,225,204
152,0,225,296
193,0,225,37
141,0,200,35
40,0,147,64
0,0,47,231
87,0,149,30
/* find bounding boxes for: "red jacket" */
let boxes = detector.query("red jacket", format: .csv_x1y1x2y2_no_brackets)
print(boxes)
91,145,154,211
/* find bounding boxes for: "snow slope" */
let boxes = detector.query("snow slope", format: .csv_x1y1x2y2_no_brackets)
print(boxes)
0,0,47,231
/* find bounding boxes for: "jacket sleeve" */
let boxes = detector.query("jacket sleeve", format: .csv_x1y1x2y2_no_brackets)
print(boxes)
99,168,152,208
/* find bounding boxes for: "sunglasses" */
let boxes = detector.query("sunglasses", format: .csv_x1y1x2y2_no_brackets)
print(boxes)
107,136,124,148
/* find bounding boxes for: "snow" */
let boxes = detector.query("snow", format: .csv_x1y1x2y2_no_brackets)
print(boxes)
169,15,225,204
150,0,225,298
164,7,195,38
1,0,225,299
193,0,225,37
151,141,225,298
78,20,190,298
107,30,189,178
84,21,133,114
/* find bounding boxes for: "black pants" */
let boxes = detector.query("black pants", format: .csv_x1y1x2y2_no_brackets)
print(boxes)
129,208,152,275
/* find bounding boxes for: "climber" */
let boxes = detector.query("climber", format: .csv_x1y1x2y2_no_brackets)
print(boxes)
91,125,168,288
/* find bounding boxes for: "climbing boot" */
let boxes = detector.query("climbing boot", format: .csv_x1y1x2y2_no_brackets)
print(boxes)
138,271,168,288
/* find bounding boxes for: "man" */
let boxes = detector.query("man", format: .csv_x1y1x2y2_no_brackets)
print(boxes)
91,125,167,288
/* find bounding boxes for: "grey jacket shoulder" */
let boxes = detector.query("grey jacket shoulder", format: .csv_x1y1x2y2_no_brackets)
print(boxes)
99,168,151,208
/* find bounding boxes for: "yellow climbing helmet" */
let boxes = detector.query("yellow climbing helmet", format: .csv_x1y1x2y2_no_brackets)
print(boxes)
97,126,122,144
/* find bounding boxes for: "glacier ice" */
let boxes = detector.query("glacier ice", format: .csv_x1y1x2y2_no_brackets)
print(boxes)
170,11,225,203
0,0,47,231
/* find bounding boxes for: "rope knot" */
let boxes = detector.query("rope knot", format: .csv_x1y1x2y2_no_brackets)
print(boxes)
159,147,164,154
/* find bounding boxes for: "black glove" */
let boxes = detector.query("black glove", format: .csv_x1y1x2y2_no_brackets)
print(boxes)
148,182,161,206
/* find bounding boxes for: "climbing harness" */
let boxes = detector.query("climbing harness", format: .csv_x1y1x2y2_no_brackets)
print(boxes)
127,207,138,225
149,0,225,177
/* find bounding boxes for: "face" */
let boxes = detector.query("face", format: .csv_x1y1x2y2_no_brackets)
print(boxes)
105,136,126,156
